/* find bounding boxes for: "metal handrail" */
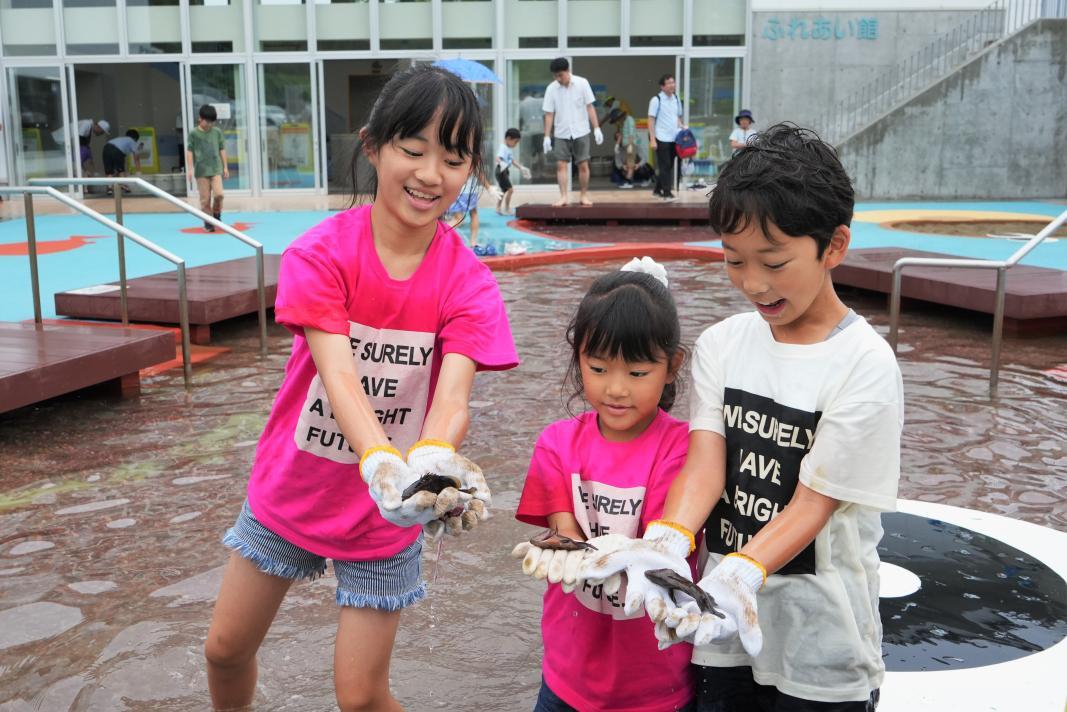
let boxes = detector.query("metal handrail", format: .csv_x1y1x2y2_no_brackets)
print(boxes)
0,185,193,388
888,207,1067,397
29,176,268,356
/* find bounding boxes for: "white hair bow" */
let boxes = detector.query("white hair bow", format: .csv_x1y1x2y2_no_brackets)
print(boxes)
620,256,669,288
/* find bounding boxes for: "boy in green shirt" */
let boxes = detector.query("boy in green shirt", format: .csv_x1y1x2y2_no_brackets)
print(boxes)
186,104,229,232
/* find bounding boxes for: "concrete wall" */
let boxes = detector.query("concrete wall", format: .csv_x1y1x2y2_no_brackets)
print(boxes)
749,10,980,129
840,19,1067,200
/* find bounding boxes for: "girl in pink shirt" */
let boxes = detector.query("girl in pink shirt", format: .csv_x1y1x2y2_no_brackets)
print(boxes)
513,258,696,712
204,64,518,712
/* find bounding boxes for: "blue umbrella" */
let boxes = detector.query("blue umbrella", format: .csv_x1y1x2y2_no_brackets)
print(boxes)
432,58,502,84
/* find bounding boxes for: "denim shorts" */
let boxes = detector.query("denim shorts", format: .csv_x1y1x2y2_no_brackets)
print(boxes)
223,500,426,611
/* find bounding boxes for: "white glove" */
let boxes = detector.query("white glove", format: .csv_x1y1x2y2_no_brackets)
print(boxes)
407,440,490,538
519,166,531,180
360,446,459,528
489,185,503,202
659,554,765,656
511,533,631,594
593,127,604,145
542,136,552,155
578,522,692,617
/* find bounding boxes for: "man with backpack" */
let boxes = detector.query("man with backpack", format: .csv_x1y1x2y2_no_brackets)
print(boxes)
647,73,684,201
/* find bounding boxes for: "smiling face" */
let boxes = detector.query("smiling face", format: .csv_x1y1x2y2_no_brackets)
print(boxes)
364,112,473,243
579,349,676,442
722,219,851,344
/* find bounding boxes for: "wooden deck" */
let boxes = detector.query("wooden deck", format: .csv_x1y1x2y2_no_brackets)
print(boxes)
516,202,709,225
833,248,1067,335
54,255,281,344
0,322,175,414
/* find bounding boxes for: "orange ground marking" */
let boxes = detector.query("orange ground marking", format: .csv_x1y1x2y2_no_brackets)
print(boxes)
0,235,107,256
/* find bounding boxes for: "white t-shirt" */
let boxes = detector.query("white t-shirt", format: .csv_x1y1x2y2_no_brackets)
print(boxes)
729,126,757,146
497,143,514,170
542,75,594,140
647,92,683,143
77,119,95,139
689,311,903,704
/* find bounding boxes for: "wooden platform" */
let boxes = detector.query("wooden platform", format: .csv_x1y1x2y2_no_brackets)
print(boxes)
833,248,1067,335
0,322,175,414
516,202,709,225
54,255,281,344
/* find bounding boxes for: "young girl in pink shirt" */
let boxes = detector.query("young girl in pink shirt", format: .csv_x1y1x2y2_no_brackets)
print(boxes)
204,64,518,712
513,258,696,712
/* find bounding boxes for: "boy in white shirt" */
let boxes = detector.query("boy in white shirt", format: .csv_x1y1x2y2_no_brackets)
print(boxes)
583,123,903,712
495,127,530,215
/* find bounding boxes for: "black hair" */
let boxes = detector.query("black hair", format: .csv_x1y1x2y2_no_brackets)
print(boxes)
550,57,569,73
505,127,521,140
348,64,484,207
564,269,685,414
709,123,853,258
198,104,217,122
126,129,139,141
658,73,675,87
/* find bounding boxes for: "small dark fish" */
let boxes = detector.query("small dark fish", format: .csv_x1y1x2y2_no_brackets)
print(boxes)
530,528,598,551
645,568,726,619
401,473,464,501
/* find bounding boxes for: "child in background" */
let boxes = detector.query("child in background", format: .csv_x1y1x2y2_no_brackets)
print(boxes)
495,127,530,215
512,257,696,712
204,64,519,712
584,124,903,711
446,167,500,249
186,104,229,232
102,129,142,194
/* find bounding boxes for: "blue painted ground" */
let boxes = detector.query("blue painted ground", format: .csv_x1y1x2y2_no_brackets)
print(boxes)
0,201,1062,322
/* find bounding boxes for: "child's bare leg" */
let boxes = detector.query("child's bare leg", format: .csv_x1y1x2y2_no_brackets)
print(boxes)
504,188,513,213
334,607,404,712
469,208,480,246
205,553,293,710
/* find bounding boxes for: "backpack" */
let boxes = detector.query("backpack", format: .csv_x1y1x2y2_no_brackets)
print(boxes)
674,128,697,158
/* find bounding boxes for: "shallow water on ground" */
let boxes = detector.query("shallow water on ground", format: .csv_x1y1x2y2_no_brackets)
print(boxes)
0,261,1064,710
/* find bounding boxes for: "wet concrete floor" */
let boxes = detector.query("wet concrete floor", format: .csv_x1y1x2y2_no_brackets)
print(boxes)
0,260,1064,710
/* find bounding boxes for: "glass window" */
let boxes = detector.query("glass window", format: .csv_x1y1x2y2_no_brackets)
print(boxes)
258,63,316,190
315,0,369,52
629,0,681,47
692,0,745,46
568,0,618,48
254,0,308,52
62,0,120,54
127,0,181,54
685,57,741,186
442,0,492,50
9,66,70,183
1,0,58,56
506,59,554,185
189,64,250,191
379,0,431,51
504,0,557,49
190,0,245,53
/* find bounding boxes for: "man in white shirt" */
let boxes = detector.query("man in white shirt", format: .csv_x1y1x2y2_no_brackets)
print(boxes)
647,74,684,201
542,57,604,207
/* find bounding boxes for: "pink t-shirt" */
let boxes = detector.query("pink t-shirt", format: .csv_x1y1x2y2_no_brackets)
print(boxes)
248,205,518,561
516,410,695,712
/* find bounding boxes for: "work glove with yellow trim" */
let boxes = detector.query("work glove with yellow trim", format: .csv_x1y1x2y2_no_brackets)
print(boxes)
359,445,470,529
510,532,631,594
578,521,694,618
663,553,765,656
406,439,490,539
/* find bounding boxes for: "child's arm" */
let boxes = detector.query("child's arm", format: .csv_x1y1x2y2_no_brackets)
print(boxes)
418,352,476,447
659,430,727,533
741,483,837,573
220,145,229,179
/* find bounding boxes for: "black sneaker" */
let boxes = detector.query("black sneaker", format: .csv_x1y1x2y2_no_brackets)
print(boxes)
204,221,215,232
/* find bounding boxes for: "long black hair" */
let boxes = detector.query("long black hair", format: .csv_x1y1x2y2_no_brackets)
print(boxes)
564,269,685,414
348,63,484,207
709,123,853,257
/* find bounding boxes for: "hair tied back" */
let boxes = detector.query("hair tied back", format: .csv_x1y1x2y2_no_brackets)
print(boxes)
620,256,669,288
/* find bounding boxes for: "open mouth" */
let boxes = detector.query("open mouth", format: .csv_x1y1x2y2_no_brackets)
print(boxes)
756,298,786,315
404,186,439,204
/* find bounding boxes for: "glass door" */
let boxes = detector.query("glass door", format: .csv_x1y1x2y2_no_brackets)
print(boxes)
257,61,319,191
7,66,74,185
506,57,560,187
185,62,252,192
685,57,742,187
